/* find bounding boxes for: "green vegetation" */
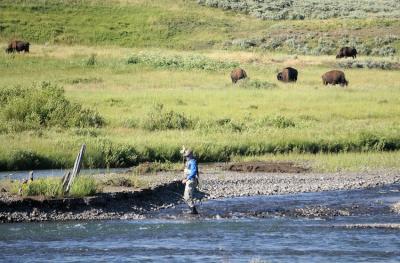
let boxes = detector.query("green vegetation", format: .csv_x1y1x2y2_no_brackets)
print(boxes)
0,46,399,169
0,173,144,198
21,177,62,197
0,82,104,133
0,0,399,171
0,0,271,50
1,175,100,198
69,176,98,197
197,0,400,20
127,52,238,71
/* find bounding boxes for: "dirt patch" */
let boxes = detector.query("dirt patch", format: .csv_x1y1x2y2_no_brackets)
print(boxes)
224,161,309,173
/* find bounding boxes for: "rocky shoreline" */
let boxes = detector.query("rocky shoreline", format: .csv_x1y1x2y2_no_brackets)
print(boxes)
1,168,400,223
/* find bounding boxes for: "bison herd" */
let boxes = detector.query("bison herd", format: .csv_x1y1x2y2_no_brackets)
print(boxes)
5,40,354,87
231,46,358,87
231,67,349,87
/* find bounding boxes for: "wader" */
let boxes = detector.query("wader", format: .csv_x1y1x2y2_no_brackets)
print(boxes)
184,179,198,209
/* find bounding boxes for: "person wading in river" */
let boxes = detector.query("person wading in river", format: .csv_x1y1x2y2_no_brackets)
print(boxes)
181,148,199,214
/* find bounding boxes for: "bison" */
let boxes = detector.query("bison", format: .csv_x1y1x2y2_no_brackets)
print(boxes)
277,67,298,82
336,47,357,59
230,68,247,83
322,70,348,87
5,40,30,53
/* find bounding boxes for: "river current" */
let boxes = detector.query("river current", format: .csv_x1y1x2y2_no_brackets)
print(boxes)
0,185,399,262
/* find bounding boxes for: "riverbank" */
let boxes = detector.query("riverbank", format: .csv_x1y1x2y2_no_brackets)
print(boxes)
1,164,399,223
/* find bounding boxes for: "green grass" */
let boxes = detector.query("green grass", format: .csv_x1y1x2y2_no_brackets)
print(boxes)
1,0,398,54
69,176,98,197
0,46,399,169
0,173,146,198
0,0,271,50
0,0,399,170
0,175,100,198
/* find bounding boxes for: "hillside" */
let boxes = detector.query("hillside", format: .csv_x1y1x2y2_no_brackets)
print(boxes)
1,0,399,55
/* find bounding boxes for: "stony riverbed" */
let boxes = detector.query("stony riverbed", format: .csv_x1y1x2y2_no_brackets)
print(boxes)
1,166,399,223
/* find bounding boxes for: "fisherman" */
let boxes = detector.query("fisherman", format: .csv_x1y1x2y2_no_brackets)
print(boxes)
181,148,199,214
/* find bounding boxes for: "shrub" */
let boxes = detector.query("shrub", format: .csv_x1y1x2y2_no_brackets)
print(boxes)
87,139,139,168
238,79,277,89
337,60,395,70
257,115,296,129
197,0,400,20
7,150,52,170
85,54,97,66
0,82,104,132
69,176,98,197
232,32,398,56
21,178,62,198
214,118,245,132
142,103,193,131
371,45,396,57
127,52,239,71
68,77,103,84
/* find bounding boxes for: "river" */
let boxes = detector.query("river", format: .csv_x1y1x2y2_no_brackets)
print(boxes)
0,185,399,262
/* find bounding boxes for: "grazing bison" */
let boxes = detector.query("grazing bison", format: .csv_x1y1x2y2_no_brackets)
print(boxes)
322,70,348,87
277,67,298,82
5,40,30,53
336,47,357,59
230,68,247,83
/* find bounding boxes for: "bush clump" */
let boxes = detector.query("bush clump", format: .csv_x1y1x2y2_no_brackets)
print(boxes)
69,176,98,197
18,176,99,198
237,79,277,89
127,52,239,71
256,115,297,129
85,54,97,66
0,82,104,132
197,0,400,20
87,139,139,168
337,60,395,70
21,178,62,198
142,103,193,131
230,33,398,56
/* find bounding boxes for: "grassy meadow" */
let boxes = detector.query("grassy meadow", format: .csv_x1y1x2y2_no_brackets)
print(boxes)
0,0,399,171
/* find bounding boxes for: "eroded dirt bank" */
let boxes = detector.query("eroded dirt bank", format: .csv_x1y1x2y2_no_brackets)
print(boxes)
0,181,185,223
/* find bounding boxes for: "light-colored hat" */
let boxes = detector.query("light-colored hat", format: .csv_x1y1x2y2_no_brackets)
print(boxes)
183,149,193,157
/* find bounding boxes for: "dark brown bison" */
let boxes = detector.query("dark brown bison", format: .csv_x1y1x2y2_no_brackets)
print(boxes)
322,70,348,87
230,68,247,83
5,40,30,53
277,67,298,82
336,47,357,59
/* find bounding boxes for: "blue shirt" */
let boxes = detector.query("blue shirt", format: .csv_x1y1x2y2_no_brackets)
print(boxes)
186,158,198,180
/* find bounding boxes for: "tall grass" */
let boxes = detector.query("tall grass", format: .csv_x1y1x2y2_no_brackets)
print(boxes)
69,176,98,197
22,178,62,197
12,176,99,198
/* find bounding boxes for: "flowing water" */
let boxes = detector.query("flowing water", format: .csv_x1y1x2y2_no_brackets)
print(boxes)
1,185,399,262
